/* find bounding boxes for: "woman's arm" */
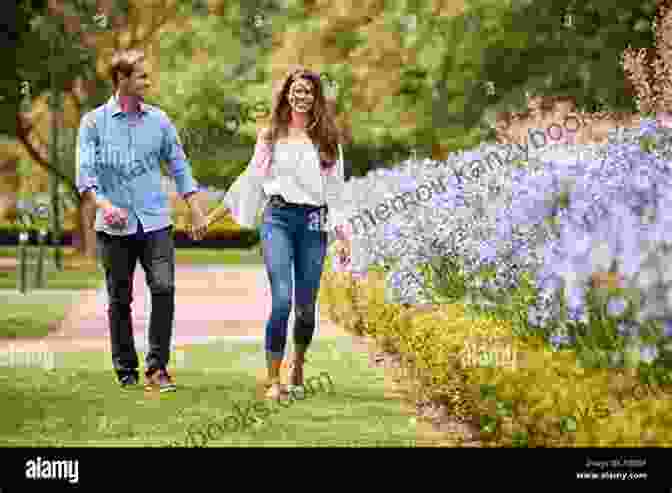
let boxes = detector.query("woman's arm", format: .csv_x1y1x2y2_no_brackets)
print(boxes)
208,127,273,228
326,143,358,272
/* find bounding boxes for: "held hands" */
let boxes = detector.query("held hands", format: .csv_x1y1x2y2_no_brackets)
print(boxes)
191,204,231,241
189,208,209,241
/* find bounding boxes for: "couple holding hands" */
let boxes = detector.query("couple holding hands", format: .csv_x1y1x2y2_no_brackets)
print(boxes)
76,48,354,400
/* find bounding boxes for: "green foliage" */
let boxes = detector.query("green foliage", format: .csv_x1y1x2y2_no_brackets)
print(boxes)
153,2,291,185
449,0,658,132
560,415,577,433
417,255,469,304
7,0,664,187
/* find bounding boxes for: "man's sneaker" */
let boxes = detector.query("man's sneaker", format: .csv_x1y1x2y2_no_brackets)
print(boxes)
119,373,139,389
145,368,177,393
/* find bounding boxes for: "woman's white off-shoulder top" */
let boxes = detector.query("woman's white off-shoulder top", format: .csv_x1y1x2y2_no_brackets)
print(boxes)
261,142,328,207
221,133,353,251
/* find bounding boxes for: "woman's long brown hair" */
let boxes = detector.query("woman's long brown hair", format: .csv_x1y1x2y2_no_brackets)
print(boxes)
265,66,342,171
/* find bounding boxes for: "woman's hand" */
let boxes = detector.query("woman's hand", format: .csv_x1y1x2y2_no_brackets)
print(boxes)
204,205,230,229
189,208,209,241
334,238,351,264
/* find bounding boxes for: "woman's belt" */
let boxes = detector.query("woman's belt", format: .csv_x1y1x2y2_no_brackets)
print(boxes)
267,194,326,210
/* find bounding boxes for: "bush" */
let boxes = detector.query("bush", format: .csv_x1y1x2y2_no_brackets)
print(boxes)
319,272,672,447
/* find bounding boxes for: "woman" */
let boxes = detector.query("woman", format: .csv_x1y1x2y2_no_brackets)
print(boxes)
204,66,353,400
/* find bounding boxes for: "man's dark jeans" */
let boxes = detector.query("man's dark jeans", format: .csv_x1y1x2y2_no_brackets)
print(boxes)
96,223,175,379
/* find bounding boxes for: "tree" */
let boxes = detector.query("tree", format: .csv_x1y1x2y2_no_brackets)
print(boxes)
11,0,186,259
621,0,672,115
152,0,295,187
434,0,658,147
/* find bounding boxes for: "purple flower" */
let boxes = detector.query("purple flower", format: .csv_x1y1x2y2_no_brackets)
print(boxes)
566,285,586,312
398,177,418,193
663,320,672,338
478,241,497,263
383,223,401,243
606,297,628,318
550,334,573,348
640,345,659,364
617,322,639,338
567,305,588,323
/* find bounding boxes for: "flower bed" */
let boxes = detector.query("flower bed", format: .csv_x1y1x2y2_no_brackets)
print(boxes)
319,118,672,446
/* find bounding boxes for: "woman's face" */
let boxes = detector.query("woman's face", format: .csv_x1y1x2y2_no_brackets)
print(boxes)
287,77,315,113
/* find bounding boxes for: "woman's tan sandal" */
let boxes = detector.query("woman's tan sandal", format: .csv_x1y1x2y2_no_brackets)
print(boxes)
265,380,289,400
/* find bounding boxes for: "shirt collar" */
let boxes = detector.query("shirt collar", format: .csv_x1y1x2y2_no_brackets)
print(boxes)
108,91,149,117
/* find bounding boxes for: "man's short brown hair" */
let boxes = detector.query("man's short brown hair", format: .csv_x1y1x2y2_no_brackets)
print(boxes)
108,49,145,90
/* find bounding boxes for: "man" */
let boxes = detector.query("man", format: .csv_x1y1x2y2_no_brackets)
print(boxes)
76,48,208,392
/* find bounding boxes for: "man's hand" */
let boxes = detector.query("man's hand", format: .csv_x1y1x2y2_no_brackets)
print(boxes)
102,204,128,229
82,191,127,229
184,191,208,241
189,208,209,241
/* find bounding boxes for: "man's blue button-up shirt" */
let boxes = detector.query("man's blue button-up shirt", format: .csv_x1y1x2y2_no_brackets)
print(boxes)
76,94,199,236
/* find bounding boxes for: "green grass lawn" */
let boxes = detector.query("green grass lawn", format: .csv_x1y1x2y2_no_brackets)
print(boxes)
0,338,421,447
0,291,80,339
0,246,79,258
0,263,104,290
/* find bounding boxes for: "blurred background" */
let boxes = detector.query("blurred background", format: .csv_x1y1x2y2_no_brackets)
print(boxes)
2,0,661,258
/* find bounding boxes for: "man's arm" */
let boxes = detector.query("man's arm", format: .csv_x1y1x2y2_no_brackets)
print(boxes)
183,190,205,215
159,115,201,205
75,112,113,226
160,115,209,239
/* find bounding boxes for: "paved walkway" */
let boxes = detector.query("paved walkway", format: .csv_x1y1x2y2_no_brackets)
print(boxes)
0,264,346,353
0,258,17,268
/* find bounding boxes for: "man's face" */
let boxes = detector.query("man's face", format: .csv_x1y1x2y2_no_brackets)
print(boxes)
120,60,150,99
287,77,315,113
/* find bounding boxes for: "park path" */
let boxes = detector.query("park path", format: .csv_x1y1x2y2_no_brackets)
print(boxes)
0,264,346,354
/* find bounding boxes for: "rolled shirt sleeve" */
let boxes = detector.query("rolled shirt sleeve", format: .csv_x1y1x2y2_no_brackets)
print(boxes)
75,112,106,199
160,114,199,198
